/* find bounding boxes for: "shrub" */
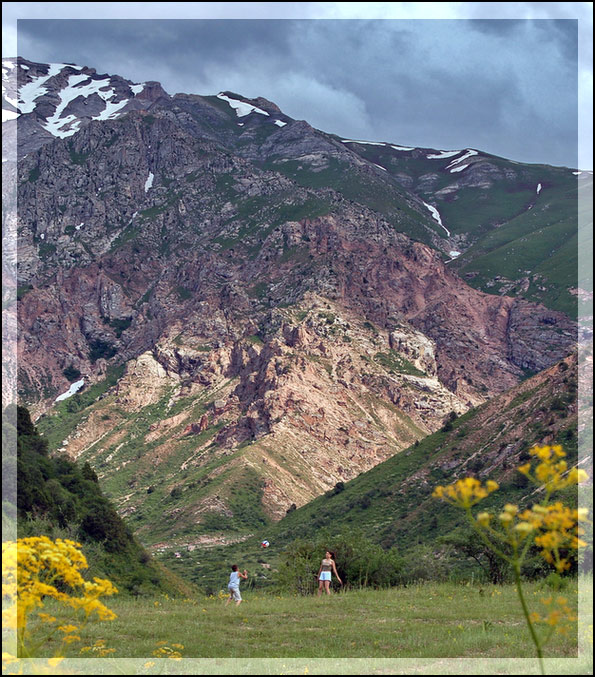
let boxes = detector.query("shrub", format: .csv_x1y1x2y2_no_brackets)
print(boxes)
277,529,402,594
62,365,81,382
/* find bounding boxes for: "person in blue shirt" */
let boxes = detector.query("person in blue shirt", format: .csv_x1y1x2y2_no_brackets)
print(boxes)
225,564,248,606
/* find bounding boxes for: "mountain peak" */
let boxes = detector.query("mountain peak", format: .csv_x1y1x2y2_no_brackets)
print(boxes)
2,57,167,154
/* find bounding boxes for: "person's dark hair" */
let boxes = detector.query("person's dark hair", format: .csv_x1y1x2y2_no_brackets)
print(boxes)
326,550,335,559
231,564,238,571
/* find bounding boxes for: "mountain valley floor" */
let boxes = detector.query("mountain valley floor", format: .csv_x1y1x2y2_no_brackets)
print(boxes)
27,579,591,663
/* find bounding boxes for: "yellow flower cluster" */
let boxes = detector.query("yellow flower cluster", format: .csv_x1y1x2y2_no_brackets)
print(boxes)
2,536,118,659
529,503,588,572
530,596,577,635
474,501,588,572
151,641,184,660
432,477,499,509
432,443,588,673
80,639,116,656
518,445,588,495
433,446,589,571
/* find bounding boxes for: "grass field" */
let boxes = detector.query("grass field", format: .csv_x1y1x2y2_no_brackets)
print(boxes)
26,580,587,660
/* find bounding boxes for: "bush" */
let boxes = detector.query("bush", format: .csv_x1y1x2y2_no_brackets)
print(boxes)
277,528,403,594
62,365,81,382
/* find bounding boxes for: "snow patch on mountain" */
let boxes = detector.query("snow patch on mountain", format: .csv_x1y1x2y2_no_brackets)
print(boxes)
144,172,154,192
422,200,450,237
536,183,542,194
217,93,269,117
94,97,129,121
446,149,478,172
450,164,469,173
55,379,85,402
342,139,384,146
341,139,414,151
274,119,287,127
17,63,64,114
427,150,461,160
2,109,18,122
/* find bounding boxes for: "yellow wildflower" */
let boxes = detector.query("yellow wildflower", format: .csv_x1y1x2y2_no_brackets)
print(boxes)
432,476,499,509
47,658,64,667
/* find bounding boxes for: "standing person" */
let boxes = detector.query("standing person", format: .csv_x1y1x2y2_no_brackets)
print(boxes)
225,564,248,606
317,550,342,596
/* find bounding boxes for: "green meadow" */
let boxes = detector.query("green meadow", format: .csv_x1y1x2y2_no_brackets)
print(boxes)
27,580,588,661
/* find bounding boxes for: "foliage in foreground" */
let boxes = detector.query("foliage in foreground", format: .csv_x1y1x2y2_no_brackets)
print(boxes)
2,536,117,665
433,444,590,674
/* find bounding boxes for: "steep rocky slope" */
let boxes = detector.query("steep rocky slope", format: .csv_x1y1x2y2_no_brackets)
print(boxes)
5,56,584,318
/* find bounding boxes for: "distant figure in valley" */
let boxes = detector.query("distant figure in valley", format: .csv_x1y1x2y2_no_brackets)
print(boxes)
225,564,248,606
317,550,342,595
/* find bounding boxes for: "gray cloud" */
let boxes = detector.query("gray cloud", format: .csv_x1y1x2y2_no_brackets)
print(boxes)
16,18,579,167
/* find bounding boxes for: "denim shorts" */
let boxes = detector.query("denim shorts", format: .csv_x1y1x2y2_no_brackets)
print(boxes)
319,571,331,581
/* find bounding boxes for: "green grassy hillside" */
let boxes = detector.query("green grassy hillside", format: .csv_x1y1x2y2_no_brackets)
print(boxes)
323,138,584,317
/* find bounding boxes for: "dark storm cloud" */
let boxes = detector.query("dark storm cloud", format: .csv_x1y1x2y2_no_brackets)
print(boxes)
467,19,526,35
17,18,578,167
530,19,578,62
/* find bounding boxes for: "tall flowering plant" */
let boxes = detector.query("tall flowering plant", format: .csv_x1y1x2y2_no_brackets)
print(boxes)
2,536,117,666
433,445,589,675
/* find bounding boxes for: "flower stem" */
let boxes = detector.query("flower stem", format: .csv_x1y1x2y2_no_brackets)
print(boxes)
513,560,545,675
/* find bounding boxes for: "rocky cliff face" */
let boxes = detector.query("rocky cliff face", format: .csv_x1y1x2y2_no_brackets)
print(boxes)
7,57,578,540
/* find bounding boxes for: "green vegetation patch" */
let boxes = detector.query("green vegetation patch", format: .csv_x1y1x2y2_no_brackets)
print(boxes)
374,350,426,376
245,334,264,345
38,242,57,259
67,142,90,165
108,317,133,338
16,407,178,596
37,364,125,450
175,286,193,301
247,281,269,299
41,578,582,658
62,365,82,382
89,338,117,363
109,226,140,252
17,285,33,301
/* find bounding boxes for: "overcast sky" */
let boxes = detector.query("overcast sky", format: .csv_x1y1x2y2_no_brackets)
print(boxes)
3,3,593,169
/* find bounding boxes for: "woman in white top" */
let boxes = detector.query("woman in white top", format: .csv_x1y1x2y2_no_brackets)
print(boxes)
225,564,248,606
317,550,342,596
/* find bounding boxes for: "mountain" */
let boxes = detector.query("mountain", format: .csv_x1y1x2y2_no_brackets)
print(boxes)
162,353,580,591
332,140,589,318
4,56,586,317
272,352,580,549
4,57,579,553
2,57,166,157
